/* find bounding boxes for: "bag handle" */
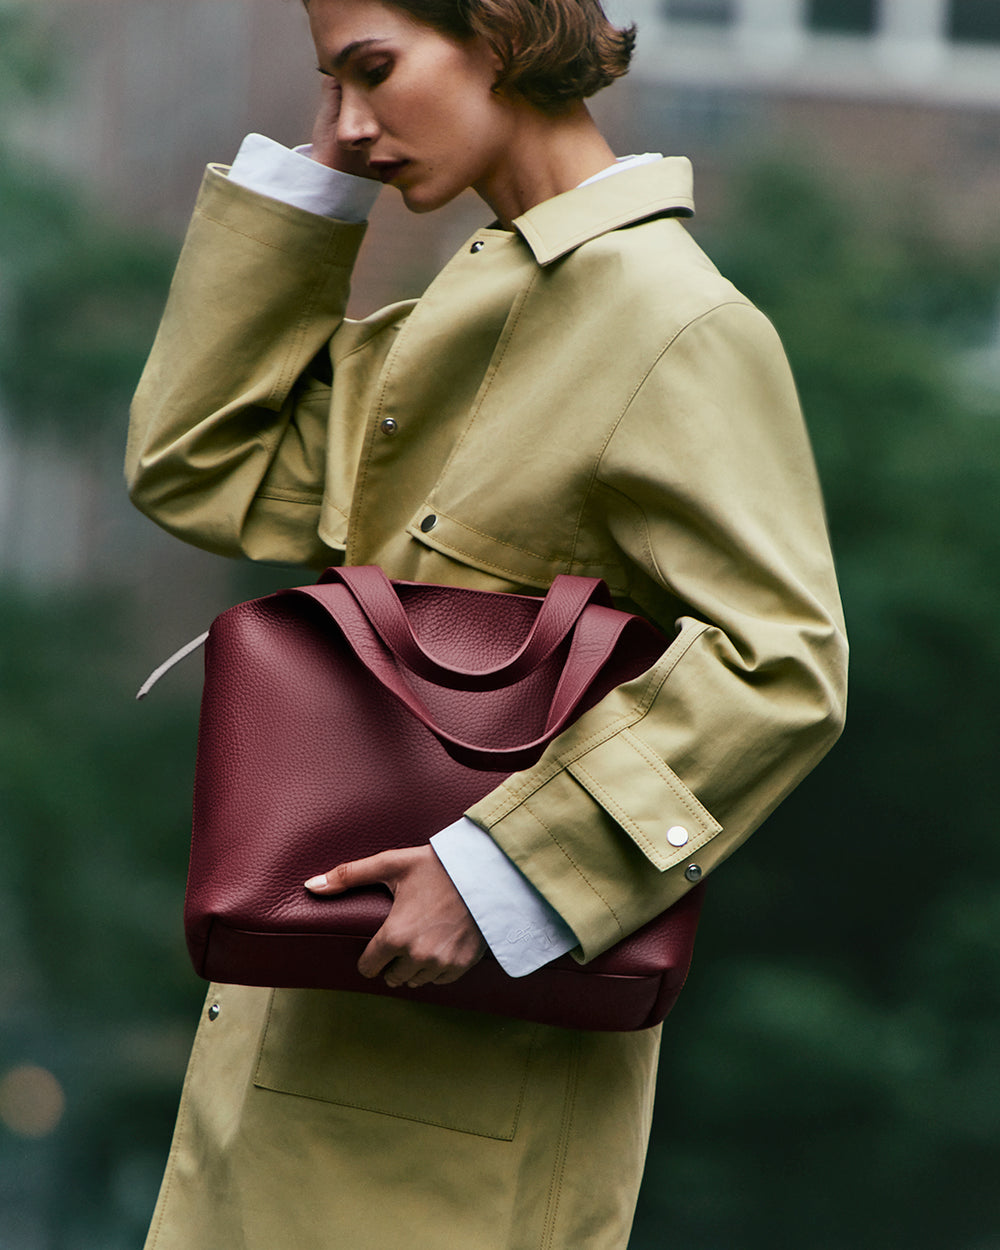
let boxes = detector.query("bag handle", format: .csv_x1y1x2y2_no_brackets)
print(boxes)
317,565,614,691
287,580,662,770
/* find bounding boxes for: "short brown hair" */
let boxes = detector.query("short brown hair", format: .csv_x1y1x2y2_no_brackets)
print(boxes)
386,0,635,111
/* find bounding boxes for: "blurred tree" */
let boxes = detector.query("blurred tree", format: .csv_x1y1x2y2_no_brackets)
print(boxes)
633,163,1000,1250
0,182,175,437
0,5,52,104
0,11,176,436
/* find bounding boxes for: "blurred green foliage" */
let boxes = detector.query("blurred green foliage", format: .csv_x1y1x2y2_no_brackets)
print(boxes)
0,113,174,432
2,4,1000,1242
0,589,206,1247
0,5,53,105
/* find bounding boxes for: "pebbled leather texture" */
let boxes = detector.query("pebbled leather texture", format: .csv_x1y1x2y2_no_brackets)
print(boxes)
185,567,705,1031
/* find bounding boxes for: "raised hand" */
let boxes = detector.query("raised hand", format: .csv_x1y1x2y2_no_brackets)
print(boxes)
308,76,380,180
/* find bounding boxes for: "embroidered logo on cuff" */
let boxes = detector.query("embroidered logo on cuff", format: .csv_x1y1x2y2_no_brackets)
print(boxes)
504,923,563,949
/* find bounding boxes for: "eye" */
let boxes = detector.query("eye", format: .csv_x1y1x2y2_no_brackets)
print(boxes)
362,59,391,87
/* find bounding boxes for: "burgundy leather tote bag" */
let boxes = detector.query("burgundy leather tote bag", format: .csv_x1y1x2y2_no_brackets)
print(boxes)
185,566,705,1031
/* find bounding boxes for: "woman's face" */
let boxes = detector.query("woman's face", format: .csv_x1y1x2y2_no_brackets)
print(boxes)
306,0,519,214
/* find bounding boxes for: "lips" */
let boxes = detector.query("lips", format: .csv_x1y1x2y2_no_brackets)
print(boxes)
371,160,408,184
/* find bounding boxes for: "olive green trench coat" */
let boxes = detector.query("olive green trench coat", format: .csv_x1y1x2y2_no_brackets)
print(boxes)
127,157,847,1249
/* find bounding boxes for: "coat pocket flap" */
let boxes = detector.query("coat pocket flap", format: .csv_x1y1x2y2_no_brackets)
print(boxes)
406,506,565,591
568,729,721,871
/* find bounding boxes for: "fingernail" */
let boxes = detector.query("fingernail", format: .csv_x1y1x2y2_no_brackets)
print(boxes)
304,874,329,891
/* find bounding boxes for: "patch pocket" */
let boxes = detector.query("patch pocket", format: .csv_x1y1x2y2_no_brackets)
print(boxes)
254,988,538,1140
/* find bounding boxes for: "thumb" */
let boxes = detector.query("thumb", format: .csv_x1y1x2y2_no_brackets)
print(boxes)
304,852,399,895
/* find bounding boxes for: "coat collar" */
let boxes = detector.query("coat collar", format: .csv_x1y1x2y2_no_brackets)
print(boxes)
511,157,695,266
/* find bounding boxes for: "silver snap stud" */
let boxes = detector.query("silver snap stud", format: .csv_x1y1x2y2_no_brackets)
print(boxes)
470,240,485,253
380,418,398,435
208,1003,221,1021
420,514,438,533
684,863,703,883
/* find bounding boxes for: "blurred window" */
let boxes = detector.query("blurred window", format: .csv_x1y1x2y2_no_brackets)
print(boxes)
947,0,1000,43
806,0,877,34
636,82,757,156
663,0,735,24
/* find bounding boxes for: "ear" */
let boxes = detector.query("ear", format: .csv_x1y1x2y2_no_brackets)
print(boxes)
467,30,505,80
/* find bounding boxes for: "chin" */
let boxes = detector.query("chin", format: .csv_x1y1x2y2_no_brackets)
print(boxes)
399,180,465,215
399,194,438,215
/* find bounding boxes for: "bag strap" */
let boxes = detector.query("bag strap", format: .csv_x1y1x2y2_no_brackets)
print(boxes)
317,565,613,691
287,580,660,770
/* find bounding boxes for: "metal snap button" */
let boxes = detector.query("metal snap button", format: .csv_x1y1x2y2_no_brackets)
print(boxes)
380,418,398,435
420,514,438,533
470,240,485,253
207,1003,221,1021
667,825,690,847
684,863,703,883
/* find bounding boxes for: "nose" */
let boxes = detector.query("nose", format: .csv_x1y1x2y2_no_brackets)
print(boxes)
336,93,378,149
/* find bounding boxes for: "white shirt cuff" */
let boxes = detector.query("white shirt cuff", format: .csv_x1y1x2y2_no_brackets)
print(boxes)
227,133,381,223
431,818,578,977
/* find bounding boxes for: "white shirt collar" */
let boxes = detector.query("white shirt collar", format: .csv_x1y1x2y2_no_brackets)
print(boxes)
576,153,664,190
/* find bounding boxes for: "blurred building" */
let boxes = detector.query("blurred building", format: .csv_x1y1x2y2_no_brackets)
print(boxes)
624,0,1000,240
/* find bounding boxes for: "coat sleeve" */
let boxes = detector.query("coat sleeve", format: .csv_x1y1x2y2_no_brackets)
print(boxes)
125,166,367,566
466,299,848,961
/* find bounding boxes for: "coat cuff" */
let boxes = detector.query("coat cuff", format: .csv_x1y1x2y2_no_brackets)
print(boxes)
194,164,369,269
466,739,720,961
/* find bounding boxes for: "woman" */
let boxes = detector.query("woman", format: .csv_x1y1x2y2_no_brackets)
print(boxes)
127,0,847,1246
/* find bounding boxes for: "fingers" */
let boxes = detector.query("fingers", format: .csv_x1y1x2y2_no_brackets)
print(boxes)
357,923,486,988
309,79,376,179
428,945,486,986
312,78,342,136
310,80,346,170
356,925,404,981
356,927,440,983
402,967,440,990
380,955,434,990
375,954,469,991
304,850,404,895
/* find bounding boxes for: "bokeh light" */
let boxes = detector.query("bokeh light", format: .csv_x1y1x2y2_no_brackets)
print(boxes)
0,1064,66,1139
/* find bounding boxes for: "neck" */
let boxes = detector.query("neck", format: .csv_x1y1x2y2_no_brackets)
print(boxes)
473,101,617,229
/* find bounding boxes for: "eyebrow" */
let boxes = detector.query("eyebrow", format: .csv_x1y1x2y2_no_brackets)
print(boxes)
319,38,388,74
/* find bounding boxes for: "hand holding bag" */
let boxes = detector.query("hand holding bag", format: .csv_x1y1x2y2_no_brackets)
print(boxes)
185,566,705,1031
